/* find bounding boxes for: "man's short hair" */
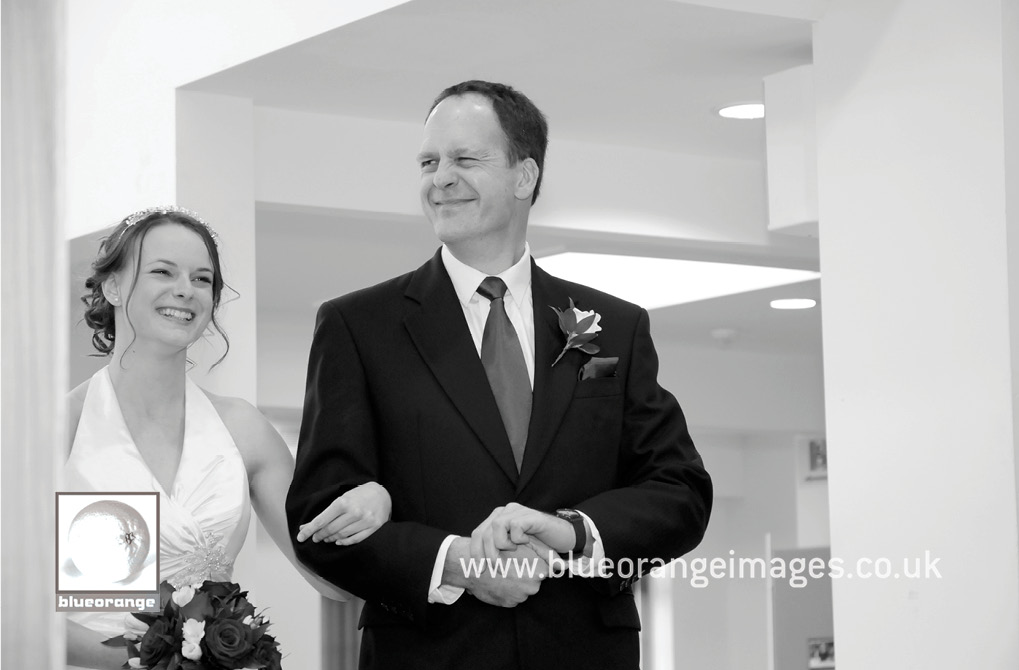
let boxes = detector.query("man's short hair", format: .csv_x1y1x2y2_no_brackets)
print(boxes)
427,80,549,204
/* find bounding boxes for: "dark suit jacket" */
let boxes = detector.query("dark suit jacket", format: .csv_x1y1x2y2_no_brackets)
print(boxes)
286,249,712,670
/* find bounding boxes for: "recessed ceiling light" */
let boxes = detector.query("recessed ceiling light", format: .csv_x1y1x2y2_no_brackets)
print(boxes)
770,298,816,310
718,103,765,120
536,252,819,310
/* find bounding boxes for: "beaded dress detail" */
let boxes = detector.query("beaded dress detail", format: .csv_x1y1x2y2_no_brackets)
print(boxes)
63,367,251,652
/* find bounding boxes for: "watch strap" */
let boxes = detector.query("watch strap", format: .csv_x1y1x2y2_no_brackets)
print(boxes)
556,508,587,555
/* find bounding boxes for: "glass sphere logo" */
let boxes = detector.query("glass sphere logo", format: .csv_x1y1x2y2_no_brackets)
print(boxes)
67,499,150,583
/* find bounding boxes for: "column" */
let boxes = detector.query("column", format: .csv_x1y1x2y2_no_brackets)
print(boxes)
1,0,66,666
814,0,1019,666
176,90,327,670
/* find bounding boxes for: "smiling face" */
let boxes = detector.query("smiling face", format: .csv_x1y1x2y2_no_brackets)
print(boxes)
418,94,537,266
106,223,216,355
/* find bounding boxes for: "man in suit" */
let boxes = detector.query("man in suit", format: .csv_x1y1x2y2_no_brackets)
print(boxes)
286,80,712,669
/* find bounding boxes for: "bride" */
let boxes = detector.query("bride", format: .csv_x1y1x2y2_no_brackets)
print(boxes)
63,207,386,669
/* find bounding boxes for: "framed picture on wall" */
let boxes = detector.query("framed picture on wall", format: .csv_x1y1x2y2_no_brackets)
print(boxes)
807,636,835,669
803,436,827,481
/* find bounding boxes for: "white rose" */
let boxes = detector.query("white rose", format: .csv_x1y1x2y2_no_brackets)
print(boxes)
127,658,142,668
122,613,149,641
551,300,604,366
171,585,197,607
182,618,206,643
182,640,203,661
571,308,602,335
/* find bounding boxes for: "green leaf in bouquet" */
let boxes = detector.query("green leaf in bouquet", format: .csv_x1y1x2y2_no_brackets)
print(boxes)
101,634,128,647
236,598,257,619
162,594,177,619
578,343,600,355
158,581,176,604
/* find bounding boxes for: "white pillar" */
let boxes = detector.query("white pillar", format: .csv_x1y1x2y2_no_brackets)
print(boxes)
814,0,1019,666
176,91,257,396
2,0,66,666
176,90,325,670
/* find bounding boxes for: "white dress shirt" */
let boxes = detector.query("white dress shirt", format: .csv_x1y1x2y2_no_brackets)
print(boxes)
427,245,605,604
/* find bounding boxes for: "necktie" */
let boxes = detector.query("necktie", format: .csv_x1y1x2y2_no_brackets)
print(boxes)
477,277,531,470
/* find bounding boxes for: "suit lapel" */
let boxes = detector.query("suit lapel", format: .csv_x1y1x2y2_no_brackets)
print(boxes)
517,262,582,492
403,250,520,484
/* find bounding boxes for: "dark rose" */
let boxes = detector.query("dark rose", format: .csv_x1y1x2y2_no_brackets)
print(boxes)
201,580,242,602
138,618,176,666
204,618,256,666
179,592,213,622
229,596,256,621
244,635,282,670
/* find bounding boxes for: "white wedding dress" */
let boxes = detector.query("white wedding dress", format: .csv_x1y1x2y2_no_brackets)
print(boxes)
64,366,251,668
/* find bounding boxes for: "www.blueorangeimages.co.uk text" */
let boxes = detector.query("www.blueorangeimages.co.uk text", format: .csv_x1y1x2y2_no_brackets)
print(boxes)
459,549,942,588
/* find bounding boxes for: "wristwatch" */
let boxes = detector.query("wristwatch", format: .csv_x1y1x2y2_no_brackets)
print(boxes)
555,508,587,555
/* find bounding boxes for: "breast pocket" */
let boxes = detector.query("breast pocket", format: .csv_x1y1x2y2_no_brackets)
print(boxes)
573,377,623,399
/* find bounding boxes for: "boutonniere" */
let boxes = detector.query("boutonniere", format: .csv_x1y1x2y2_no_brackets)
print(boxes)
550,298,602,366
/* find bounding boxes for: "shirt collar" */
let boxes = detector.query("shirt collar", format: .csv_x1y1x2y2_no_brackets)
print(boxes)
441,243,533,307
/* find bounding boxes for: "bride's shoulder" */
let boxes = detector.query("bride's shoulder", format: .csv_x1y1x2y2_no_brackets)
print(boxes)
204,390,258,421
203,391,287,467
67,378,89,414
65,379,90,458
205,392,269,437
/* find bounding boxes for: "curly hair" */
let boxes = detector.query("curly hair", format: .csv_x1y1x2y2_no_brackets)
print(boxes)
82,209,230,365
427,80,549,204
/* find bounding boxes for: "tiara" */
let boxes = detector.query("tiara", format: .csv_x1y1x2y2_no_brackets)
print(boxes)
122,205,218,240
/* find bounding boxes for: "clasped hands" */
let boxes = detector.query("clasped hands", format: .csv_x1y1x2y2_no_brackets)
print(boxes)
443,503,581,608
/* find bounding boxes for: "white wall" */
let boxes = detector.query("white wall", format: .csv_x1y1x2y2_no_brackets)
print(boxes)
667,432,802,670
657,341,825,434
64,0,409,239
254,107,771,245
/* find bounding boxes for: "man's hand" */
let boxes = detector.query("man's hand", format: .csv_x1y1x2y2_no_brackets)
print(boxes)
442,536,550,608
296,482,392,544
470,502,580,559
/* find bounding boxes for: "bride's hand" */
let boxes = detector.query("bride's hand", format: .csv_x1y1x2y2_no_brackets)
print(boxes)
296,482,392,545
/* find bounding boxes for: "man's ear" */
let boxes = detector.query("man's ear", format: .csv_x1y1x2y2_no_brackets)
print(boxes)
514,157,539,201
102,275,122,307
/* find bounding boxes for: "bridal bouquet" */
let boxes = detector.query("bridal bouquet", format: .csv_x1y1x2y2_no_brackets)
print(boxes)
104,580,282,670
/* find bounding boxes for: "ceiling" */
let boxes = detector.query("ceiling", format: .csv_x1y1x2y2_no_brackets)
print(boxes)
184,0,814,159
75,0,823,357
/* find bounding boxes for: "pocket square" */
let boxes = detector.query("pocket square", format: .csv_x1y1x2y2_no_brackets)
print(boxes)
579,356,619,380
